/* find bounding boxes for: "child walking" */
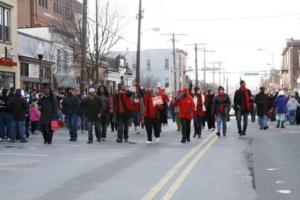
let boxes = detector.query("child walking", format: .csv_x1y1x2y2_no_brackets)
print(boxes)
29,102,41,135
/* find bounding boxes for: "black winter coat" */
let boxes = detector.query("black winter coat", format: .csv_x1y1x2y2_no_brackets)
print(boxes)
213,94,231,116
254,92,269,117
62,94,81,115
39,95,59,125
0,95,10,113
83,96,103,122
9,96,28,121
234,88,252,112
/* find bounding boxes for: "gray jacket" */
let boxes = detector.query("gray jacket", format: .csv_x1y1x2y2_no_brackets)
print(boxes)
287,98,300,111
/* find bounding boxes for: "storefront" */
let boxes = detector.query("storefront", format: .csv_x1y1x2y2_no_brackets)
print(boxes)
19,56,53,93
0,58,18,90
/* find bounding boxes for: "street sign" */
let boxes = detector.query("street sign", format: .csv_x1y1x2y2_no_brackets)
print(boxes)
244,73,259,76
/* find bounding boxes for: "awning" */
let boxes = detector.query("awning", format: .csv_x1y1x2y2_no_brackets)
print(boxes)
54,74,78,88
0,57,17,67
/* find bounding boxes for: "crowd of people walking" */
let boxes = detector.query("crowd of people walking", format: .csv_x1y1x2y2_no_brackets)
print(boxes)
0,80,300,145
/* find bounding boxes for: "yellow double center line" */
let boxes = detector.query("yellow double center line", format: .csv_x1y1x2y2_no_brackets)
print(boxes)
142,134,218,200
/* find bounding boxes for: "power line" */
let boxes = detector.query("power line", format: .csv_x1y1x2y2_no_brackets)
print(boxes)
144,12,300,22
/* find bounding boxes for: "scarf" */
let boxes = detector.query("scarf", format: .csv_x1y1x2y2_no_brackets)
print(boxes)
240,87,250,112
219,93,224,114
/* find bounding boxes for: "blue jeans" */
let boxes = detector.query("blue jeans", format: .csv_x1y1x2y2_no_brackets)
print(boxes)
258,115,268,128
132,112,140,127
65,114,79,140
216,114,227,135
11,121,26,142
80,115,88,130
236,108,249,134
193,115,203,136
0,112,12,139
288,110,296,125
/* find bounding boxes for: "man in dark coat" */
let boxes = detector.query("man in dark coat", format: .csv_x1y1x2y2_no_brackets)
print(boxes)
234,80,252,136
0,89,12,141
39,88,59,144
62,88,81,142
8,89,28,143
254,87,269,130
84,88,103,143
205,90,215,131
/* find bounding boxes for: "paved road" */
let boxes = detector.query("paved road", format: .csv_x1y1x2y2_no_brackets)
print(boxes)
0,119,299,200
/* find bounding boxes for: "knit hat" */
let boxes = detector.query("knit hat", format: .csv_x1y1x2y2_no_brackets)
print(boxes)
218,86,224,91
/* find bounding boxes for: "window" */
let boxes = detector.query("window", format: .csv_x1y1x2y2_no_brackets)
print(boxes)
38,0,48,8
147,58,151,70
20,63,29,76
64,50,68,69
57,49,61,72
64,2,73,21
53,0,62,14
165,58,169,70
0,6,10,43
0,71,15,90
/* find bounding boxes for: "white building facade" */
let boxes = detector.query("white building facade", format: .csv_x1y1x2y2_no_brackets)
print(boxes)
122,49,188,95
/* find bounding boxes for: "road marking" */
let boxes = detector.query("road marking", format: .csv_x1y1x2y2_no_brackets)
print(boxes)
142,133,216,200
162,136,218,200
275,180,285,185
266,168,279,171
0,153,48,157
276,190,291,194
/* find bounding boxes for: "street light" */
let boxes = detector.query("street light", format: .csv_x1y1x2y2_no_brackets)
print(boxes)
37,43,44,92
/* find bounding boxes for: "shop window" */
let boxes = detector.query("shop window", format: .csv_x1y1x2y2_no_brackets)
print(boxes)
0,71,15,90
20,63,29,76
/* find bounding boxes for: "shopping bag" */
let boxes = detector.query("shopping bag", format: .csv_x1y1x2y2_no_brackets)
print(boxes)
58,120,64,128
51,120,59,132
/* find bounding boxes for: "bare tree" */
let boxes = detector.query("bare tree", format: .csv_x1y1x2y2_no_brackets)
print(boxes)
89,0,123,85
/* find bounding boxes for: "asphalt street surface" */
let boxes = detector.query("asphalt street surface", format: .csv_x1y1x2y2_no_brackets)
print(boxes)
0,118,299,200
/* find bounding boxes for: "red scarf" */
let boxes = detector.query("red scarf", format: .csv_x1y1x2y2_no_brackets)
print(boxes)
219,93,224,113
240,87,250,111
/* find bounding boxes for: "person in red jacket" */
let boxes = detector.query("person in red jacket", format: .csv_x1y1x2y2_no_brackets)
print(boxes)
143,88,162,144
173,88,195,143
193,87,206,138
113,84,133,143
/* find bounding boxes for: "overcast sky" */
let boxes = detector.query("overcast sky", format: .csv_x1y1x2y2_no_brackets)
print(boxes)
88,0,300,90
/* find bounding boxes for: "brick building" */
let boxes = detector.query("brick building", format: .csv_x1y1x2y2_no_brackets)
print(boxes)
17,0,83,91
281,39,300,89
17,0,82,28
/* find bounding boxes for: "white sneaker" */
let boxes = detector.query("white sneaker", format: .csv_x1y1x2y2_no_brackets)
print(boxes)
156,138,160,143
146,141,152,144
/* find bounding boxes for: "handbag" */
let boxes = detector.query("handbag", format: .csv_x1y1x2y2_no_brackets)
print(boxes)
51,120,59,132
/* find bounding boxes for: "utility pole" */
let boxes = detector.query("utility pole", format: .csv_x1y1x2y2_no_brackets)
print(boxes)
136,0,142,85
226,76,229,93
198,47,214,91
185,43,205,87
80,0,88,95
162,33,185,96
95,0,99,85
